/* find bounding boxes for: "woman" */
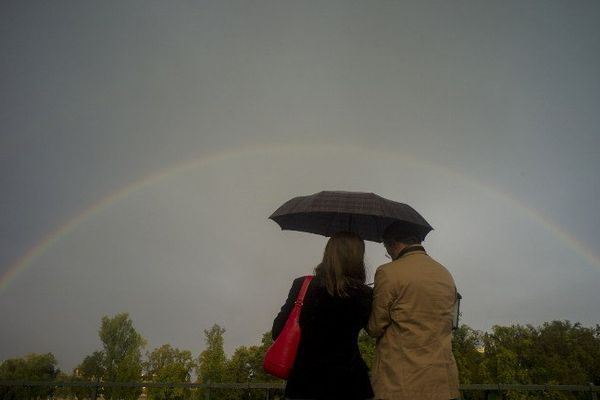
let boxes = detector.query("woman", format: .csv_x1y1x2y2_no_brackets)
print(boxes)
272,231,374,400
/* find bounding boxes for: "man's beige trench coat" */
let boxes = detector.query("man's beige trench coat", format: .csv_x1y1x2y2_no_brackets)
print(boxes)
367,246,460,400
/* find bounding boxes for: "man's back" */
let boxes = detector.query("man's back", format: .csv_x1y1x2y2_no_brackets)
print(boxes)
367,247,459,400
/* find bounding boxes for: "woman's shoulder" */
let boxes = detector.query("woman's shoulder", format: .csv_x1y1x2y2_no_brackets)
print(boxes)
291,275,314,286
289,275,315,294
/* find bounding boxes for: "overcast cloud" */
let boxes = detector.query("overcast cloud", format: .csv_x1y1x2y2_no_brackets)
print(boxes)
1,1,599,372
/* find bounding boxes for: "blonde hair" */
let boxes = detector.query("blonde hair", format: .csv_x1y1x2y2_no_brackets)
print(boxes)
315,231,366,297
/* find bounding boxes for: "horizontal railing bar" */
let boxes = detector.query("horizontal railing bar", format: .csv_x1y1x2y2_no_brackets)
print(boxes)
0,381,285,389
0,381,202,388
497,384,598,391
461,384,599,391
207,382,285,389
460,384,499,391
0,381,597,392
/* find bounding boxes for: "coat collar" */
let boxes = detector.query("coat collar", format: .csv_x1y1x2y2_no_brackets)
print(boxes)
394,244,426,260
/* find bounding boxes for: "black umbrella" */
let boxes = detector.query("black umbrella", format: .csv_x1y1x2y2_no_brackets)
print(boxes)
269,191,433,243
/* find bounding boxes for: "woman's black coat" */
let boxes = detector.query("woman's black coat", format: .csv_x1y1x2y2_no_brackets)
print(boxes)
272,276,374,400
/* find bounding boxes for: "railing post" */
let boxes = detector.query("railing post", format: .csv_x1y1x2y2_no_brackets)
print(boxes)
590,383,598,400
205,381,211,400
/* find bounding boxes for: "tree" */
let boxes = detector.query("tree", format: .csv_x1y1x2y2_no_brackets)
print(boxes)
77,351,105,380
223,346,255,399
482,324,535,393
197,324,227,400
222,331,283,400
530,321,600,386
70,351,105,400
452,325,487,384
197,324,227,383
99,312,146,400
145,344,196,400
0,353,59,399
477,321,600,400
225,346,254,383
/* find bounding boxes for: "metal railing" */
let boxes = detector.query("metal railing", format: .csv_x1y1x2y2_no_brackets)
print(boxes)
0,381,598,400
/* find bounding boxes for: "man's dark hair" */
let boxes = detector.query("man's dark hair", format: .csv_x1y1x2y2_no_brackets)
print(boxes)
382,222,423,246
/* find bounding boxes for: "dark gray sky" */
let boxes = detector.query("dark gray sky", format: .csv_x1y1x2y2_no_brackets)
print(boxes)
1,1,599,372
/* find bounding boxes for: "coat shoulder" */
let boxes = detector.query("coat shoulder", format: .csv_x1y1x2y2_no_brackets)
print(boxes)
375,261,395,273
374,261,397,280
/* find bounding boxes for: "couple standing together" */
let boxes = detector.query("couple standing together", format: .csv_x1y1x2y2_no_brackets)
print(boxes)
272,222,460,400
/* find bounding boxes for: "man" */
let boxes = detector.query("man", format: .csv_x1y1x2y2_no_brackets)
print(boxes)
367,222,459,400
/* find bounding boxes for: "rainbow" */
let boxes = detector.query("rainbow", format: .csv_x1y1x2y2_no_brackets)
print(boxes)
1,144,598,293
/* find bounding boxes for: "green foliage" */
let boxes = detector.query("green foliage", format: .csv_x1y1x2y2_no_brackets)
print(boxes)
532,321,599,385
0,352,59,380
358,329,376,370
77,351,105,380
225,345,253,383
196,324,228,400
197,324,227,384
0,352,59,399
483,324,536,384
450,321,600,400
53,371,76,399
4,315,600,400
221,331,282,400
226,343,274,383
99,312,146,400
65,351,106,399
449,321,600,387
452,325,487,384
194,328,283,400
481,322,600,385
145,344,196,400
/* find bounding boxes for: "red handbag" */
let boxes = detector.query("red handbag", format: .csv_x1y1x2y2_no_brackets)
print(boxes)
263,275,314,379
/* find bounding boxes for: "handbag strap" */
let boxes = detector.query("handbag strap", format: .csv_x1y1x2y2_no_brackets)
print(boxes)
294,276,314,306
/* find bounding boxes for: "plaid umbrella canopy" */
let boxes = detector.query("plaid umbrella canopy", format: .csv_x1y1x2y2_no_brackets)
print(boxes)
269,191,433,243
